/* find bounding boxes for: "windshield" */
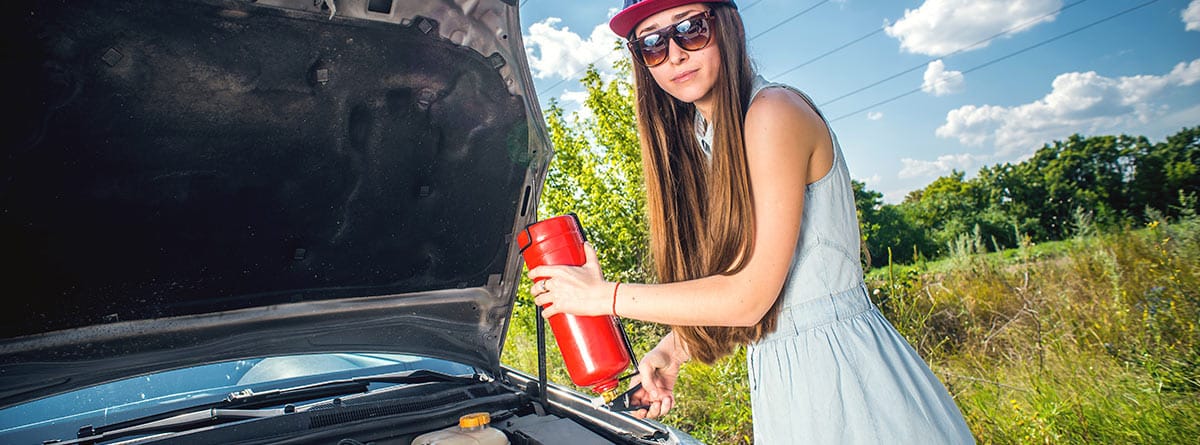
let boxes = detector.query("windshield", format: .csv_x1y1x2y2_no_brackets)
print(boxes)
0,353,475,444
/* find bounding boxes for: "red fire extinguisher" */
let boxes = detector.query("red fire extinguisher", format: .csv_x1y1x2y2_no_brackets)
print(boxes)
517,214,635,403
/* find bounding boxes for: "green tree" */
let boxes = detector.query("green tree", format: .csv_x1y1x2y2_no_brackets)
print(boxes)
890,129,1200,252
1036,134,1130,235
853,180,933,267
1129,126,1200,218
539,59,650,286
974,162,1046,242
899,171,1014,255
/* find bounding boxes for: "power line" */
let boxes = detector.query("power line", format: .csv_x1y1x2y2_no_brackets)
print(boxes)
534,48,621,99
740,0,765,13
819,0,1092,108
747,1,828,41
772,27,885,80
828,0,1161,123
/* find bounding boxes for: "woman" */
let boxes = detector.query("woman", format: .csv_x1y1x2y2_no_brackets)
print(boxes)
529,1,974,442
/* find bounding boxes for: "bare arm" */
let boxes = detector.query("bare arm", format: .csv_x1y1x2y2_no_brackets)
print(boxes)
530,89,833,327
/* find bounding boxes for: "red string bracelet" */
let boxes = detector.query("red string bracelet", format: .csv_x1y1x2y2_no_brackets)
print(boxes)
611,282,621,317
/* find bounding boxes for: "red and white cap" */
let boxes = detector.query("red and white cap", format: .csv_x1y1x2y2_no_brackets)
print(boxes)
609,0,737,39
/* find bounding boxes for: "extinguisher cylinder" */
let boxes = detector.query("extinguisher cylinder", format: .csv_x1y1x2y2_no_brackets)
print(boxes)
517,215,632,394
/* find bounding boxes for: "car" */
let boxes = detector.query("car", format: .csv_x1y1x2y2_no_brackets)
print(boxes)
0,0,702,443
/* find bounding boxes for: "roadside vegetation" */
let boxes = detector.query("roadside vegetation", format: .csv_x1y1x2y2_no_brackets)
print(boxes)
869,211,1199,444
504,214,1200,444
501,61,1200,443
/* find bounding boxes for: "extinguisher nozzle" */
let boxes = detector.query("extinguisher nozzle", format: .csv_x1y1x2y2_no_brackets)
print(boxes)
596,384,650,412
589,387,619,409
588,394,607,409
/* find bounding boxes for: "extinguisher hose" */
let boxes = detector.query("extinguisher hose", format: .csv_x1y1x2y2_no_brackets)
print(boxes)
615,317,640,383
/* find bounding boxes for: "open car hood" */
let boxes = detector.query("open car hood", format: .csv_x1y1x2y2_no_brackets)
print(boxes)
0,0,549,409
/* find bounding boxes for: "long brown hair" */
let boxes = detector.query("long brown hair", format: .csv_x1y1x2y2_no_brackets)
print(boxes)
631,4,783,363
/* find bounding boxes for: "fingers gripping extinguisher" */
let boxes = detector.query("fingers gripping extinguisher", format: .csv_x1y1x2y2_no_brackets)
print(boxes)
516,214,643,410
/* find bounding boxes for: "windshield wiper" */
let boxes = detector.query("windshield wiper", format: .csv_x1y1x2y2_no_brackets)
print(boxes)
221,369,484,407
63,408,291,445
61,369,485,444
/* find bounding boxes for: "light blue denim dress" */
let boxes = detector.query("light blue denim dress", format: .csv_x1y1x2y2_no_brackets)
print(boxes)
696,76,975,444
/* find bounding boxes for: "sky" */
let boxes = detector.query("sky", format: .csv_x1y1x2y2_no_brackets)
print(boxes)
516,0,1200,203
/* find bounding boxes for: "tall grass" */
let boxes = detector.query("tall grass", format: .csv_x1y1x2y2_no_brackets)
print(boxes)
873,212,1200,443
501,214,1200,443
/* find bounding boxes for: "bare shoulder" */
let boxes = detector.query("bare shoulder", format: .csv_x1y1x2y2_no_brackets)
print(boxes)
743,87,836,185
744,87,827,139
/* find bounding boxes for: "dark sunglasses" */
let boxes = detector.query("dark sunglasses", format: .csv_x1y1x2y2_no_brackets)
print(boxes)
626,11,715,68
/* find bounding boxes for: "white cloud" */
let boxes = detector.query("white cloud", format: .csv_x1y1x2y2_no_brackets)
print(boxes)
885,0,1062,57
935,58,1200,156
898,153,978,179
523,18,623,80
867,111,884,120
560,89,589,105
922,60,965,96
1185,0,1200,31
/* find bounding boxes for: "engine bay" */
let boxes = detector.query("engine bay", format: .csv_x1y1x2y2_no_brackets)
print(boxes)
111,378,662,445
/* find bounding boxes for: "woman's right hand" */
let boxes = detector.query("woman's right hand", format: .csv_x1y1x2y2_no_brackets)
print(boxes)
630,333,687,419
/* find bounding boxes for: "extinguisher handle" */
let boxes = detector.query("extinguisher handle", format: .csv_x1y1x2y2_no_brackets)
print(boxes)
566,212,588,243
604,382,651,412
521,212,586,253
517,226,534,253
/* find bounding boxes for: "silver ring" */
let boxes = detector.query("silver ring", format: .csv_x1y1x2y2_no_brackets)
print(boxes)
542,279,550,293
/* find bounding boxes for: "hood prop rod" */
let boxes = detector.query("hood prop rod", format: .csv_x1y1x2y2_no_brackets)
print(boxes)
534,305,549,414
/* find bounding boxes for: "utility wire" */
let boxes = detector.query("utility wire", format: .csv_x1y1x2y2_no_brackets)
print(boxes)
535,49,621,99
828,0,1161,123
740,0,765,13
747,1,828,41
819,0,1092,108
773,27,885,80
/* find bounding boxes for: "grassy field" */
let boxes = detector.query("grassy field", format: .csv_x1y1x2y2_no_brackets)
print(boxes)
501,214,1200,444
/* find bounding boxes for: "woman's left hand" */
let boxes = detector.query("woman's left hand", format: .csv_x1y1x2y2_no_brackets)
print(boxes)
528,242,611,318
